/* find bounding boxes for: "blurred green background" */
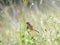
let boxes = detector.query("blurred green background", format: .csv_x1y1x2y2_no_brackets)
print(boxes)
0,0,60,45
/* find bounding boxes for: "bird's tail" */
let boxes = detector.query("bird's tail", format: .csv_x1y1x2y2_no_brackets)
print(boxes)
34,29,39,33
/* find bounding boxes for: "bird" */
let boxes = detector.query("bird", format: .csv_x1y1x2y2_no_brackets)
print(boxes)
26,22,39,33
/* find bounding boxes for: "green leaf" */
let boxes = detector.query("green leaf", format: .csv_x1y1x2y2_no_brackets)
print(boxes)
55,37,60,42
21,34,25,38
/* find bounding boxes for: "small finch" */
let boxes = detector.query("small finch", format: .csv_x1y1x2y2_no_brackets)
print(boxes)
26,22,39,33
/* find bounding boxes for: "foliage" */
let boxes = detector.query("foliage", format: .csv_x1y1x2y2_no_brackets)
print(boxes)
0,0,60,45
